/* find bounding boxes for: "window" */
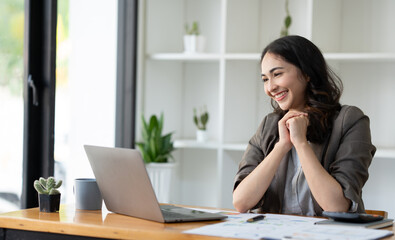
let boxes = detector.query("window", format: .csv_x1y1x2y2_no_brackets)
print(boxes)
0,0,24,213
55,0,118,204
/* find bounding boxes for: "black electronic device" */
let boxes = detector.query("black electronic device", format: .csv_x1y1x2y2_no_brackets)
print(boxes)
322,211,384,223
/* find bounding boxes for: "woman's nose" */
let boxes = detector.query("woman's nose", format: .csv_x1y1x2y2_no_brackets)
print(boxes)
267,79,278,92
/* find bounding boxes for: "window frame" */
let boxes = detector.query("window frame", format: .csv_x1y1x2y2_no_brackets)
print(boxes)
21,0,57,209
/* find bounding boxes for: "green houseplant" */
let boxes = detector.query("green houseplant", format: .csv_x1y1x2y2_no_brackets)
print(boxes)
184,21,205,53
136,113,176,203
193,106,209,130
193,106,209,142
34,176,62,212
185,21,200,35
136,113,175,163
280,0,292,37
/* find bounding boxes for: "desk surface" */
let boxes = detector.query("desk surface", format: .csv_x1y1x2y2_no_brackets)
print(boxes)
0,205,394,240
0,205,227,240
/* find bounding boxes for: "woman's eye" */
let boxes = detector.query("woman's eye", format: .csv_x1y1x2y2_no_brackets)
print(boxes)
274,72,282,77
262,78,268,82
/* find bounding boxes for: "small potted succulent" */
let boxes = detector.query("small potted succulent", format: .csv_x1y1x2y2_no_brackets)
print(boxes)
34,176,62,212
193,106,209,142
184,21,205,53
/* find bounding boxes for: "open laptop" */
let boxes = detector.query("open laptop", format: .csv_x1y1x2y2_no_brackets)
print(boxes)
84,145,227,223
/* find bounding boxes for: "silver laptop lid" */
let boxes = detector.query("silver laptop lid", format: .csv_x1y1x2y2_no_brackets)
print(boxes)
84,145,165,222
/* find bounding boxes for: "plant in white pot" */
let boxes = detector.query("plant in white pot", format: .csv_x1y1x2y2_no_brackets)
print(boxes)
193,106,209,142
136,113,176,203
184,21,205,53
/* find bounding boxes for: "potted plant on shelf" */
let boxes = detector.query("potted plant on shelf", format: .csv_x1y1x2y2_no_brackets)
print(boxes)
33,176,62,212
280,0,292,37
184,21,205,53
136,113,176,203
194,106,209,142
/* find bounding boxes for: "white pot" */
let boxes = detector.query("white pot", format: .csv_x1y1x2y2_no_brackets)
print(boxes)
145,162,177,203
183,35,205,53
196,129,208,142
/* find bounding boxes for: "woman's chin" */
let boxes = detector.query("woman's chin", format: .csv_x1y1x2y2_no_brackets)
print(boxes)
278,103,290,111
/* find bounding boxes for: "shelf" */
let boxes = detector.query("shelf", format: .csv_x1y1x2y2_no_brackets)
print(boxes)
224,53,260,61
174,140,248,151
149,52,395,62
148,53,261,61
375,148,395,159
175,139,395,159
224,53,395,61
174,139,219,150
223,143,247,151
148,53,221,61
323,53,395,62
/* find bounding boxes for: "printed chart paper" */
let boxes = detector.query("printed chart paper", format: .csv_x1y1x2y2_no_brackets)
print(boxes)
184,213,393,240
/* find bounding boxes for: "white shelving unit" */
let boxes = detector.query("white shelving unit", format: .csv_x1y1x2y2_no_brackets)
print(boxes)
137,0,395,210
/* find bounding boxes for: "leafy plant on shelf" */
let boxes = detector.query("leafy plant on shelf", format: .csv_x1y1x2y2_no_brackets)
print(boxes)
193,106,209,130
136,113,175,163
185,21,200,35
280,0,292,37
34,177,62,195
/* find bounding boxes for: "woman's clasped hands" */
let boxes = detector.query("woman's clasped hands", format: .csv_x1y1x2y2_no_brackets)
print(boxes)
278,110,309,150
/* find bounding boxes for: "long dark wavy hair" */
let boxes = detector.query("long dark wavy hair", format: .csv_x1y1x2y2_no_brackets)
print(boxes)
261,35,343,144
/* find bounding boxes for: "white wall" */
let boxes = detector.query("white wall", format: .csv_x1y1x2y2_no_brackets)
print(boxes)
363,157,395,219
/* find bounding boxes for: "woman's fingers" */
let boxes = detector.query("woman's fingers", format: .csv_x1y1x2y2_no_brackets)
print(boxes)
286,114,309,144
282,111,308,129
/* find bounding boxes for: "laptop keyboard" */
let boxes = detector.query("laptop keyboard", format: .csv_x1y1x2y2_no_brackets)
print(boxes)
159,205,227,222
162,210,198,220
160,205,208,221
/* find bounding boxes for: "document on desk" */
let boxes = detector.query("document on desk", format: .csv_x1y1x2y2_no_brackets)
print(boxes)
184,213,394,240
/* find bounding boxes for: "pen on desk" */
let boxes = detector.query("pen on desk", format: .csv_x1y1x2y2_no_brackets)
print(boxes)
246,215,265,223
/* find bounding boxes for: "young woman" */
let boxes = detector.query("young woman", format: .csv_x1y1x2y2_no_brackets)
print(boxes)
233,35,375,216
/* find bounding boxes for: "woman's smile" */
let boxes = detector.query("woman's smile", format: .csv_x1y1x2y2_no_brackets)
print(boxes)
273,90,288,102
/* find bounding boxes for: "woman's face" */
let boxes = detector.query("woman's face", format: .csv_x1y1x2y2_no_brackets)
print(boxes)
261,53,309,111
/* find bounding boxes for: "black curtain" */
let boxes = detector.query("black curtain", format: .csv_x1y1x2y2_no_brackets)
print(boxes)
115,0,139,149
21,0,57,209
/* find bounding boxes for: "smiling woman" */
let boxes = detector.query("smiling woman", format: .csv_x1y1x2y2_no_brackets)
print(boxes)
233,35,375,216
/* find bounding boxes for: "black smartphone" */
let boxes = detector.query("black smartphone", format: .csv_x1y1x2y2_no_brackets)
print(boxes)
322,211,384,223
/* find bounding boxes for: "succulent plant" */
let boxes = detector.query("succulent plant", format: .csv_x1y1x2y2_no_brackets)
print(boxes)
193,106,209,130
185,21,200,35
34,176,62,195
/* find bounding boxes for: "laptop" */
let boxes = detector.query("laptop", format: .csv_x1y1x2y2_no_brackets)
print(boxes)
83,145,227,223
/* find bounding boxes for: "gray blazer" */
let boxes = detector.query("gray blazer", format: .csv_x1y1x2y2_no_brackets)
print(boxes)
234,105,376,215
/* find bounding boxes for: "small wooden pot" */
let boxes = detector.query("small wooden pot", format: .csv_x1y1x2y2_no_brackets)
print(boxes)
39,194,61,212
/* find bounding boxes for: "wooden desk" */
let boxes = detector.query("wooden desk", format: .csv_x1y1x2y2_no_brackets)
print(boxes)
0,205,394,240
0,205,225,240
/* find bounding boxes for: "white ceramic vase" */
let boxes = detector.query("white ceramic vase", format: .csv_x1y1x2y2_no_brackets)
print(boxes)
145,162,176,203
196,129,208,142
183,35,205,53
